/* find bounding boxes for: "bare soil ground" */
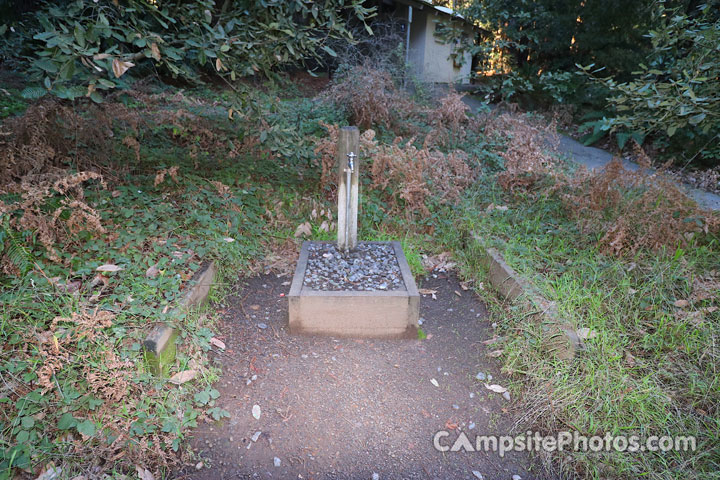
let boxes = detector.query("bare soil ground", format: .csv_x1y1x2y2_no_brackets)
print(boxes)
173,272,554,480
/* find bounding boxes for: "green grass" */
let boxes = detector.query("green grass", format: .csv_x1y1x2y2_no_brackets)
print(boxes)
440,174,720,479
0,86,337,476
2,76,717,479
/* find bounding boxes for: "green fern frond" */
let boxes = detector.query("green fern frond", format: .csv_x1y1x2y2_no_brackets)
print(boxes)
0,217,33,275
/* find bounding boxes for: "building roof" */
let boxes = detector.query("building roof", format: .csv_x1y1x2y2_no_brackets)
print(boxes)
394,0,476,27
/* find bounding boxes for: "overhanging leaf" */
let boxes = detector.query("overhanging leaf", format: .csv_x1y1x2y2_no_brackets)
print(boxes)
112,58,134,78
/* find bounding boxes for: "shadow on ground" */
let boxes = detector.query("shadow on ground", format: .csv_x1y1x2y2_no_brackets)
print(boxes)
173,272,554,480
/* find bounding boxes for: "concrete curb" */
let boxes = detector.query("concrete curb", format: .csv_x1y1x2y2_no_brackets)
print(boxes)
143,261,218,375
472,234,583,361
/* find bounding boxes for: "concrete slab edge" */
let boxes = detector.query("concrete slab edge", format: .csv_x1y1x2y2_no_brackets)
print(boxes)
471,233,583,361
143,260,217,375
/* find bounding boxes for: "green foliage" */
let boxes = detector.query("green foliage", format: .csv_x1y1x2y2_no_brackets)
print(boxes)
460,0,655,76
451,177,720,479
0,0,373,99
0,89,27,118
584,2,720,164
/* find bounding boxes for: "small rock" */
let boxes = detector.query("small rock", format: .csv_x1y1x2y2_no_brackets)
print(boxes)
301,354,309,359
372,474,380,480
251,431,261,442
452,404,459,410
468,422,476,430
475,372,486,381
257,323,268,329
469,392,475,399
512,476,522,480
503,391,511,401
430,378,439,387
252,405,261,420
273,457,281,467
472,472,484,480
195,462,204,470
418,318,424,325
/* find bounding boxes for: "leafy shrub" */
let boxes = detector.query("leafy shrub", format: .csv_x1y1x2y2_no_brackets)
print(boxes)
585,2,720,165
0,0,373,99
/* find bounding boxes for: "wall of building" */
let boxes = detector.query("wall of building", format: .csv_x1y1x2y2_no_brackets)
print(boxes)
406,7,428,81
419,11,473,84
403,4,474,84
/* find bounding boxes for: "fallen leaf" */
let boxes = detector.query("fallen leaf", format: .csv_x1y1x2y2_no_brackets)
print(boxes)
250,304,260,310
210,337,226,350
576,327,598,340
419,288,437,300
112,58,134,78
223,237,235,243
168,370,197,385
486,349,504,358
674,299,689,308
294,222,312,238
145,264,159,279
486,203,509,212
625,351,636,367
482,336,503,345
454,290,462,297
136,467,154,480
484,383,507,394
460,282,470,291
319,221,329,232
35,464,62,480
96,264,123,272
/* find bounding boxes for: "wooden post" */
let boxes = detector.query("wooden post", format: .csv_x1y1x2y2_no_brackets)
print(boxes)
337,126,360,251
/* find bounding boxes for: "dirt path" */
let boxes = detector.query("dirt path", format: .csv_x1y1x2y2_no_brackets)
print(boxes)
173,273,553,480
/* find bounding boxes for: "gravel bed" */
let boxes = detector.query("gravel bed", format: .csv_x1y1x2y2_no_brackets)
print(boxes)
303,242,405,291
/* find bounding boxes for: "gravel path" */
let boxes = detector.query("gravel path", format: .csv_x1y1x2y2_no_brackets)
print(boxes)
173,272,554,480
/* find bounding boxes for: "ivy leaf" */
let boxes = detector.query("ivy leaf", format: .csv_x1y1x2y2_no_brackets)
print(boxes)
16,430,29,443
57,412,77,430
194,390,210,405
76,419,96,437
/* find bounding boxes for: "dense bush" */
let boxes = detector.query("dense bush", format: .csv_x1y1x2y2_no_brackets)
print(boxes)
0,0,373,100
585,2,720,165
